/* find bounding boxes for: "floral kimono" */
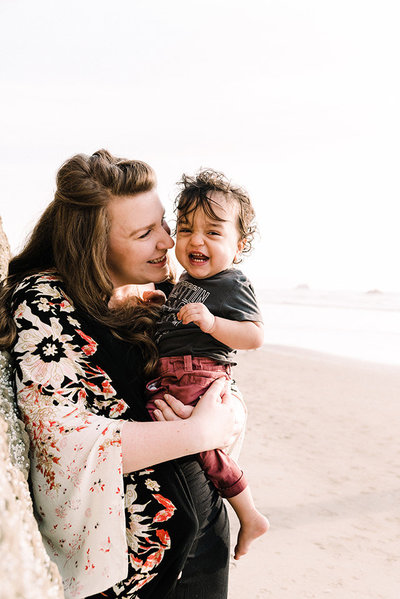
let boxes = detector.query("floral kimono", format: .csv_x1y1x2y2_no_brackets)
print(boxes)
11,273,197,599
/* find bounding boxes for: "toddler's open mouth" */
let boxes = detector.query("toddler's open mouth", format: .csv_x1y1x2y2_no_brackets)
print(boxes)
189,252,209,263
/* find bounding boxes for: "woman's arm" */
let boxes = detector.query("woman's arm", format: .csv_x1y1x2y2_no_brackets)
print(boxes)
121,378,236,473
152,381,248,461
177,302,264,349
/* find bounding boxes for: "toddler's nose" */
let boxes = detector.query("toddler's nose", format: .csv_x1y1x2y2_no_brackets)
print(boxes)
190,232,204,246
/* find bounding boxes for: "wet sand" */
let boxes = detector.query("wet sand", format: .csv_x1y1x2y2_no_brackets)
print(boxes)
228,345,400,599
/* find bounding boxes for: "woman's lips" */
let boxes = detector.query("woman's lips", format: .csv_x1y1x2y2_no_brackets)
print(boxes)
148,255,167,266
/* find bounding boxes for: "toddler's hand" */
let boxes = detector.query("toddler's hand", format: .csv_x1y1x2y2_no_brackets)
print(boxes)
177,303,216,333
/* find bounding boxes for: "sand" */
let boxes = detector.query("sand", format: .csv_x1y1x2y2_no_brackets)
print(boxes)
227,345,400,599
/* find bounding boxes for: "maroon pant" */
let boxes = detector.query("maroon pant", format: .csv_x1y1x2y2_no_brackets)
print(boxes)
146,355,247,499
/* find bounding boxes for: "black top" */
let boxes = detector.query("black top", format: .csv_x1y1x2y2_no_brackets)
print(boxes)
11,272,199,599
156,268,263,364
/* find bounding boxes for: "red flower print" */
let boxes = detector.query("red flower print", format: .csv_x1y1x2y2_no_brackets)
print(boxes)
152,494,176,523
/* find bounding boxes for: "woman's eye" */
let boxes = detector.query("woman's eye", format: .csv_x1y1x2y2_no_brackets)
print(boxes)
139,229,151,239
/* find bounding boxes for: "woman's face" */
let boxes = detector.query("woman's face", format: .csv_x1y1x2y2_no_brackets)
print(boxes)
107,190,174,287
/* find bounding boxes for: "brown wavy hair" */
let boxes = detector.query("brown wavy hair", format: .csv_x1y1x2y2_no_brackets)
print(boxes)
0,149,165,376
175,168,257,261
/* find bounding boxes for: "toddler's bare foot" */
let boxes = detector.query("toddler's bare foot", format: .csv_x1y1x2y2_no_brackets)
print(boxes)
234,511,269,560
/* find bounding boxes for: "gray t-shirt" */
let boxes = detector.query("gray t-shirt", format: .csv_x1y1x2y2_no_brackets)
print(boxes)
156,268,263,364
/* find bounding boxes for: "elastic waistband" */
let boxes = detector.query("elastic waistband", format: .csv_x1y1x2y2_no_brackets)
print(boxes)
158,355,231,374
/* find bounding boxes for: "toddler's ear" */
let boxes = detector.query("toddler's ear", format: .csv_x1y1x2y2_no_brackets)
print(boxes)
233,238,246,264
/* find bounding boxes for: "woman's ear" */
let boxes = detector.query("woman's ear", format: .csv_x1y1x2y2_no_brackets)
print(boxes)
233,239,246,264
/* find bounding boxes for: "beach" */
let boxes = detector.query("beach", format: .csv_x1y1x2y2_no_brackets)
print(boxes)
228,345,400,599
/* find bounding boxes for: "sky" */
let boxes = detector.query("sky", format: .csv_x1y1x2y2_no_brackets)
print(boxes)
1,0,399,292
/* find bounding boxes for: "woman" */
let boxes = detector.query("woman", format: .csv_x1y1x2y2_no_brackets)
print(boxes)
0,150,239,599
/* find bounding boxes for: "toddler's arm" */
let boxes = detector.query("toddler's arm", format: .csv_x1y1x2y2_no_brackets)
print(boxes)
177,302,264,350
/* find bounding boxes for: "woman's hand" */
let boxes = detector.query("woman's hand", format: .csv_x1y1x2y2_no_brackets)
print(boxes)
153,396,194,421
154,378,239,451
122,379,241,472
109,284,165,308
109,285,140,309
142,289,166,305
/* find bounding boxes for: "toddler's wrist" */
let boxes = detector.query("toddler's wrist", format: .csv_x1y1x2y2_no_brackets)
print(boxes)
203,314,216,335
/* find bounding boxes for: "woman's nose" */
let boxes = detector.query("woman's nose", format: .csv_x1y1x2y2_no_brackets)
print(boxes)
162,219,172,236
157,226,174,249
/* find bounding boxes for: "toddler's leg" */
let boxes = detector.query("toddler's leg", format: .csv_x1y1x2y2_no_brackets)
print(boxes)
228,487,269,560
146,383,168,420
198,449,269,559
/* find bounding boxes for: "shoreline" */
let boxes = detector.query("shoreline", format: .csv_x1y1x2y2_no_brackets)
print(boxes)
228,345,400,598
259,342,400,371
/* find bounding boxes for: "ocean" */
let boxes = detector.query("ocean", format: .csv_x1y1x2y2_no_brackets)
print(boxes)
256,288,400,366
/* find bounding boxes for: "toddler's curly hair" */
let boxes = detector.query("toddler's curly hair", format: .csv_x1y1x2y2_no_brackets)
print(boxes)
174,169,257,257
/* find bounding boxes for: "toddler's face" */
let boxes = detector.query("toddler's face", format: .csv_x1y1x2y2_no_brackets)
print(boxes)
175,192,244,279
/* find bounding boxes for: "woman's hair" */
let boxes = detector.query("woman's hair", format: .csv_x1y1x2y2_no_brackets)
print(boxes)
175,168,257,260
0,149,163,376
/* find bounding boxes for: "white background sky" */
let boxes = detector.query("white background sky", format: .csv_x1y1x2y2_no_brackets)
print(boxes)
1,0,399,292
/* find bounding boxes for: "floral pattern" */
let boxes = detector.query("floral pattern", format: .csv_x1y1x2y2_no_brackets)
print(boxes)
12,273,178,599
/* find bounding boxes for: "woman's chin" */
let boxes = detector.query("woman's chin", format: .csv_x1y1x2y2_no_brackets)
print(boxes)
148,266,170,283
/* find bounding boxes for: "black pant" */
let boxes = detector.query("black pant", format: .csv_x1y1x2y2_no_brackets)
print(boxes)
172,458,230,599
87,458,230,599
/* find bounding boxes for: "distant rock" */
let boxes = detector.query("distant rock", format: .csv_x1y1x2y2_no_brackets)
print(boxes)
295,284,310,290
366,289,383,295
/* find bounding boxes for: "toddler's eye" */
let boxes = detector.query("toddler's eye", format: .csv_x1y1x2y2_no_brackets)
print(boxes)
208,230,221,236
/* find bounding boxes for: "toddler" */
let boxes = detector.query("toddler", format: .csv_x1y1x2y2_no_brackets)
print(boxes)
146,169,269,559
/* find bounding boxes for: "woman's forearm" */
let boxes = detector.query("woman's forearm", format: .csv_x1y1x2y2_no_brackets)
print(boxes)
121,418,205,473
121,378,236,473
